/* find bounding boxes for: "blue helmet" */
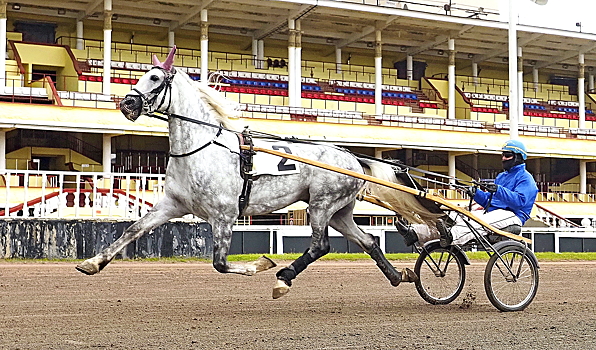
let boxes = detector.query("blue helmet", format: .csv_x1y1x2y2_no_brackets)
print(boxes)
502,139,528,160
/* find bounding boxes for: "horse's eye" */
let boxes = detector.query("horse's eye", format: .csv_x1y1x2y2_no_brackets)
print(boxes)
150,75,160,82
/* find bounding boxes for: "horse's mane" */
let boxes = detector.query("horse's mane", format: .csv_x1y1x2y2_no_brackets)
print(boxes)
175,68,240,131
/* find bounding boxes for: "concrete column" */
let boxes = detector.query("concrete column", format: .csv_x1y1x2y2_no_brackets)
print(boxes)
508,0,519,139
102,0,113,95
0,130,5,171
517,47,523,124
102,134,113,173
200,10,209,84
578,53,586,129
531,158,541,187
288,19,297,107
335,47,342,73
472,62,478,86
252,39,258,68
374,148,384,159
257,40,264,69
533,67,539,91
406,54,413,81
76,20,84,50
589,71,594,92
448,38,456,119
405,149,413,166
580,160,587,194
295,20,302,107
448,152,456,185
168,31,175,48
472,153,478,175
0,1,6,86
374,30,383,116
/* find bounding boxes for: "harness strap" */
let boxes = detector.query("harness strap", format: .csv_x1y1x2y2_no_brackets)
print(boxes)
238,127,255,216
169,127,223,158
146,112,253,216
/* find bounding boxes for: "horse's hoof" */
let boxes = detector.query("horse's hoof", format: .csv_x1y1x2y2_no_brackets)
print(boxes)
253,255,277,273
76,260,100,275
401,267,418,283
272,279,290,299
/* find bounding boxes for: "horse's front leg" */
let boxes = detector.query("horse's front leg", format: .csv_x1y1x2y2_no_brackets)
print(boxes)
76,202,180,275
211,220,277,276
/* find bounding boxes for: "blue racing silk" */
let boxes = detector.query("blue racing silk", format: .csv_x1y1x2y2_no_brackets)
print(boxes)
474,163,538,224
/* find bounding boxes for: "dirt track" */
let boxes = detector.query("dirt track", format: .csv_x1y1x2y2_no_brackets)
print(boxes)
0,259,595,350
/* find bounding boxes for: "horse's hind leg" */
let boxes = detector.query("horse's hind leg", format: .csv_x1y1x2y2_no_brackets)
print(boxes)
273,210,331,299
76,201,182,275
329,203,417,287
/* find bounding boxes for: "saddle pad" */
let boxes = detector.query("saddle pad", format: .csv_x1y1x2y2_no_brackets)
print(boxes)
252,140,300,176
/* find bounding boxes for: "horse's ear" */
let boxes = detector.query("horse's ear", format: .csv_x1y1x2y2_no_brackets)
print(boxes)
162,45,177,71
152,54,161,67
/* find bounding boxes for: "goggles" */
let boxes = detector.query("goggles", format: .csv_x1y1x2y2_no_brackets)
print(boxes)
502,151,515,158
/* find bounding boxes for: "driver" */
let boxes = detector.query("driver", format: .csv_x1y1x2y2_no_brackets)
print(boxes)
396,139,539,247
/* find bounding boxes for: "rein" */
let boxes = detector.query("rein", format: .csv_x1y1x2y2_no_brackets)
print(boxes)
147,112,228,158
135,69,473,214
146,110,467,186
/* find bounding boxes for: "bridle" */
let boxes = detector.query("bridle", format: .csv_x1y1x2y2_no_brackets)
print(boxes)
129,67,229,158
129,66,176,115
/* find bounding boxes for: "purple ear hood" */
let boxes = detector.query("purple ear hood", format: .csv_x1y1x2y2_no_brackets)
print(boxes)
152,45,177,70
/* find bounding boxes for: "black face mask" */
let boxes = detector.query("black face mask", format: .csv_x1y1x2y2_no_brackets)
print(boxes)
502,153,524,171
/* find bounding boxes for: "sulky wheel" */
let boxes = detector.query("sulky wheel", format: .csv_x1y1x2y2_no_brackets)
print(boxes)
414,242,467,305
484,242,539,312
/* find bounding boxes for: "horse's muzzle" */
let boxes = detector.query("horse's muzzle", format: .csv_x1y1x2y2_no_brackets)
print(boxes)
120,95,143,121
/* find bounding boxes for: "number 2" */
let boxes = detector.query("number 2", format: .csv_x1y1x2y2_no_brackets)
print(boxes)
272,145,297,172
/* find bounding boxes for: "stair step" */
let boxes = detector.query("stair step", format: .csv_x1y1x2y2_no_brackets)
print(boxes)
363,115,382,125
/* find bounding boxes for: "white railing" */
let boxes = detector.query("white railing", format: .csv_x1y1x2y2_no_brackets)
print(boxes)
524,228,596,253
0,170,165,220
2,170,593,234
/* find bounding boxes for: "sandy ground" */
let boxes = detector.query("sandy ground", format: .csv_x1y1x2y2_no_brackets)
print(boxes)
0,259,595,350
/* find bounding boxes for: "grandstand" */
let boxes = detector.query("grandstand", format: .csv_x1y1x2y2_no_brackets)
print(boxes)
1,0,596,245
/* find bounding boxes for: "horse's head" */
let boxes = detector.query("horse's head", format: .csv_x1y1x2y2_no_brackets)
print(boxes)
120,46,177,121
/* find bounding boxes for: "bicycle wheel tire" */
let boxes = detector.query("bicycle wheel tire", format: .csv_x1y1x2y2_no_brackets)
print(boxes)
484,244,539,312
414,246,466,305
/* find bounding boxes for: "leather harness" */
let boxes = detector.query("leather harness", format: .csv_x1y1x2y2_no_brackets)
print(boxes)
130,67,256,218
237,127,255,216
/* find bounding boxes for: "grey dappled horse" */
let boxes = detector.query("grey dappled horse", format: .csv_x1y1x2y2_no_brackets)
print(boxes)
76,46,439,298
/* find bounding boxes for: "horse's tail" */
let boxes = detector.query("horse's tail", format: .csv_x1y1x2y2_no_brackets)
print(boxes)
357,158,443,225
